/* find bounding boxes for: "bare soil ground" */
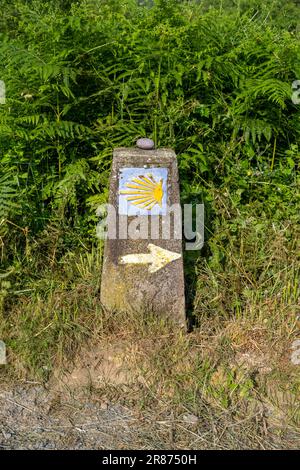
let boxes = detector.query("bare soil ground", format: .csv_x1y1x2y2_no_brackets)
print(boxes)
0,384,141,450
1,337,299,451
1,381,300,450
1,310,299,450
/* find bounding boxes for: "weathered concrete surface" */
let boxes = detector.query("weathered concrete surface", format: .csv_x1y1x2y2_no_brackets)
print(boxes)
100,148,186,327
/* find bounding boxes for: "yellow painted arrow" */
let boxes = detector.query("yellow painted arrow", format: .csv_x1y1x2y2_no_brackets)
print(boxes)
119,243,181,273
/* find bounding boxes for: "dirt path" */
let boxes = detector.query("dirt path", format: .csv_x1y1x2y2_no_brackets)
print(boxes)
0,384,145,450
1,381,300,450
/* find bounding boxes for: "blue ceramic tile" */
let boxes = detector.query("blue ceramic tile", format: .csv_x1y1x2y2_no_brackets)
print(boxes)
119,167,168,215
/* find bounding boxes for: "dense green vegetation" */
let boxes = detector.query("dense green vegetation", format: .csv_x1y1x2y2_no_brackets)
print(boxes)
1,0,299,259
0,0,299,448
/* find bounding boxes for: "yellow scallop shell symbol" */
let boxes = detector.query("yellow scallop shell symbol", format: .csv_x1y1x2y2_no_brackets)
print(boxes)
120,173,164,210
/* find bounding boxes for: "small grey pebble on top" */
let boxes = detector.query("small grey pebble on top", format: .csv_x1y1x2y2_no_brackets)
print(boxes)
136,138,155,150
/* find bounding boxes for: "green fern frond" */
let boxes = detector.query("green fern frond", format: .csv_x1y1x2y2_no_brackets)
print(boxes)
232,117,274,144
236,79,292,110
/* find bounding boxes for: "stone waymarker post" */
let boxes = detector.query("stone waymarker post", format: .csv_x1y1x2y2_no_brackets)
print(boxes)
100,145,186,327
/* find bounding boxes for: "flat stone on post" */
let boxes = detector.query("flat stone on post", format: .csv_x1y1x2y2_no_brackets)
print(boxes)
100,147,186,327
136,138,155,150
